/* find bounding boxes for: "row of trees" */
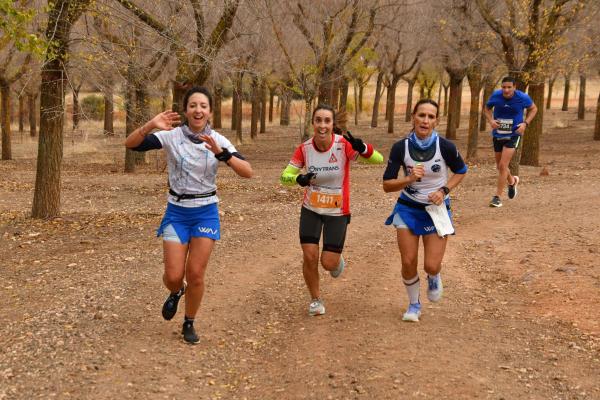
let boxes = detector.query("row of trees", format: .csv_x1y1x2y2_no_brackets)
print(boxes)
1,0,600,218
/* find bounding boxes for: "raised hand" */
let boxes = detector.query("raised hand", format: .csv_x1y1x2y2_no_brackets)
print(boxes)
343,131,367,153
150,111,181,131
198,133,222,155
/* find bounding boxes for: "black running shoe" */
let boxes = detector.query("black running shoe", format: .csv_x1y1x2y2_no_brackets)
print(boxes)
507,176,519,199
161,284,185,321
489,196,502,208
182,320,199,344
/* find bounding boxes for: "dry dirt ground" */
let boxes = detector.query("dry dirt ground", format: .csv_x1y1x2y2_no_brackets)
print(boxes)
1,103,599,400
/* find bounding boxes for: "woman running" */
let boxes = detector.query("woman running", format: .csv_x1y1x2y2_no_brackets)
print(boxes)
383,99,467,322
125,86,253,343
280,104,383,316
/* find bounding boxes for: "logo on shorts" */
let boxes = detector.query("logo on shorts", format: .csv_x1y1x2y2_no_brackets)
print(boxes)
329,154,338,163
424,225,435,232
198,227,218,235
431,164,441,173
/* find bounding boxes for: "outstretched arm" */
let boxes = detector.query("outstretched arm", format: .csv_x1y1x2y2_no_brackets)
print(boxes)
124,111,181,149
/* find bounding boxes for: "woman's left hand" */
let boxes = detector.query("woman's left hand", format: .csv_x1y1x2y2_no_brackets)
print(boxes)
199,134,222,155
428,189,445,206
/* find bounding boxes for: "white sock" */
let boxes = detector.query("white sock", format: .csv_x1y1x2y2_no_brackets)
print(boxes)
403,275,420,304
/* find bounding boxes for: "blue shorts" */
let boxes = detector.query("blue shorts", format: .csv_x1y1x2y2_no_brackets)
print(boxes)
493,135,521,152
385,198,452,236
157,202,220,244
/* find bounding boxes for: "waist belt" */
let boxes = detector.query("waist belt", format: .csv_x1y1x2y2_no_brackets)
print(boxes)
169,189,217,202
397,197,450,211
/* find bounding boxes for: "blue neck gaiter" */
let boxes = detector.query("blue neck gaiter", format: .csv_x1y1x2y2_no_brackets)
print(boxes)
408,130,438,150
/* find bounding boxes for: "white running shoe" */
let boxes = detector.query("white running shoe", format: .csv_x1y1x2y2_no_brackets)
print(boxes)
308,298,325,316
330,255,345,278
427,274,443,302
402,303,422,322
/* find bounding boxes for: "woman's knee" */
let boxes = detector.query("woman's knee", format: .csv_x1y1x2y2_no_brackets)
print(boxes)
163,268,184,287
185,264,207,287
423,261,442,275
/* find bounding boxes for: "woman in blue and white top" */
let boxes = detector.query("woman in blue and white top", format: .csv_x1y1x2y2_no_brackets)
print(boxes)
382,99,467,323
125,86,252,343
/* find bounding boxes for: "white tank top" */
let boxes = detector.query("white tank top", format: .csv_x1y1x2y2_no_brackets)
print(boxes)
401,138,449,204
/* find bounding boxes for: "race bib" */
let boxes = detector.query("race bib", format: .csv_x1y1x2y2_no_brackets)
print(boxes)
309,191,342,208
497,118,514,134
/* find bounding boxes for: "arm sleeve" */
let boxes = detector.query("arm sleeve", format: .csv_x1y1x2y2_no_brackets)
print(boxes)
280,164,301,186
439,138,468,174
358,148,384,164
131,134,162,152
382,140,405,180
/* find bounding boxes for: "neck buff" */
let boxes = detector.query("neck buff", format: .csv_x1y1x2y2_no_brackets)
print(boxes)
408,130,438,150
181,122,212,144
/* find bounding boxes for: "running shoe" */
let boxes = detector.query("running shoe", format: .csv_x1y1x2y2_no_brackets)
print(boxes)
427,274,443,302
402,302,422,322
182,320,199,344
162,283,186,321
330,255,345,278
508,176,519,199
489,196,502,208
308,298,325,316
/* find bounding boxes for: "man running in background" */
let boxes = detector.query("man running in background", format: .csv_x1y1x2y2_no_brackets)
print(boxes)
484,76,538,208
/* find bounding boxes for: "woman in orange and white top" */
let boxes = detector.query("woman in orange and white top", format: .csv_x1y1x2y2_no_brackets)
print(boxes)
280,104,383,316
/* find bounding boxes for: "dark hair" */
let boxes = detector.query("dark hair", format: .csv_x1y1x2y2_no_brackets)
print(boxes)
312,103,344,135
412,98,439,118
182,86,212,112
501,76,516,85
312,103,335,122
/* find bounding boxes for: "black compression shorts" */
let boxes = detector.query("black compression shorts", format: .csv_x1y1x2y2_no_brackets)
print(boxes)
299,207,350,253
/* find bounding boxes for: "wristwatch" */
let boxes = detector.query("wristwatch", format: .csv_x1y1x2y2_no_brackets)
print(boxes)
439,186,450,195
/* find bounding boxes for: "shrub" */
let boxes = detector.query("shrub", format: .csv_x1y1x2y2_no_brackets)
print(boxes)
80,95,105,120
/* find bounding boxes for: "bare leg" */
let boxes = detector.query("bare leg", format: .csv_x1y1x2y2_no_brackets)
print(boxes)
301,244,320,299
184,237,215,318
496,147,516,197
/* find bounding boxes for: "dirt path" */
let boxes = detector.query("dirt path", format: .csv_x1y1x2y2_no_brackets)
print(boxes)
1,109,599,399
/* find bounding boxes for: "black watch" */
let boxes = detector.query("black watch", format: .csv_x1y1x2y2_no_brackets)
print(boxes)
440,186,450,195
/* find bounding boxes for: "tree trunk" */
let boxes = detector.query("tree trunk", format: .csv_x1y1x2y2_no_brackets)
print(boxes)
268,86,275,123
134,85,149,165
32,0,92,218
250,76,259,140
72,86,80,130
561,75,570,111
480,79,494,131
213,84,222,129
546,77,555,109
318,70,339,109
103,89,114,136
353,81,359,126
445,75,463,140
302,98,312,142
466,66,482,160
124,73,137,173
358,84,364,113
172,81,188,114
442,84,449,116
371,71,384,128
387,78,399,134
339,76,349,112
577,75,586,120
235,77,243,144
280,89,290,126
404,80,415,122
260,80,267,133
595,88,600,141
28,93,37,137
520,81,544,167
19,94,25,134
437,82,442,106
1,83,11,160
231,80,239,130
